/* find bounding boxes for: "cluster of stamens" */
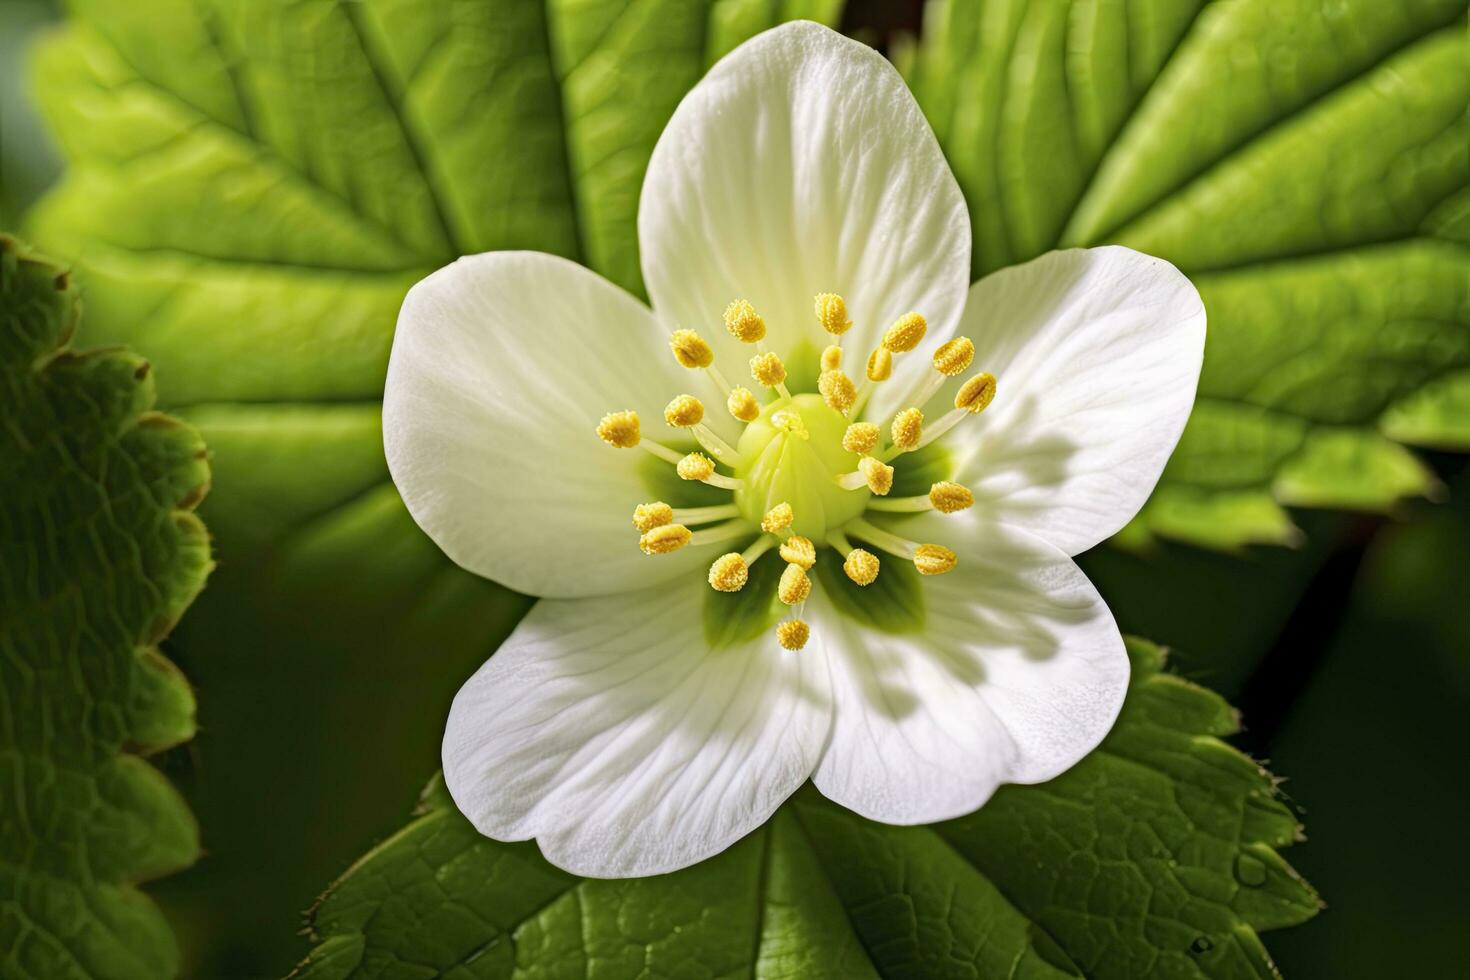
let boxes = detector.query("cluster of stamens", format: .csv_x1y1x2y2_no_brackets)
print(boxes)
596,292,996,651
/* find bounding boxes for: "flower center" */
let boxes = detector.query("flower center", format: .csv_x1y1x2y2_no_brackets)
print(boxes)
733,394,869,540
594,293,998,651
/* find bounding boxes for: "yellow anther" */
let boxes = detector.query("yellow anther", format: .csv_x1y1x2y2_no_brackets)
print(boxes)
819,369,856,414
664,394,705,428
779,535,816,570
761,502,794,534
669,329,714,369
814,293,851,335
772,410,809,439
724,299,766,343
632,501,673,532
882,312,927,353
750,351,787,387
727,386,760,422
890,407,924,451
929,481,974,513
778,563,812,604
866,347,892,382
955,372,997,413
639,523,692,555
933,337,975,376
843,548,880,586
776,619,810,651
913,543,957,575
821,344,843,371
859,456,894,495
677,452,715,481
707,553,749,592
842,422,879,454
596,410,640,448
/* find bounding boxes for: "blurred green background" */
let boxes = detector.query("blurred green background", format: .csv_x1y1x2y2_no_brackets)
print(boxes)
3,0,1468,976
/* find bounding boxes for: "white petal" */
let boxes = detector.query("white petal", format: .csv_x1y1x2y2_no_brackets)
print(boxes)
639,21,970,407
442,579,832,877
812,517,1127,824
384,251,732,599
950,246,1205,555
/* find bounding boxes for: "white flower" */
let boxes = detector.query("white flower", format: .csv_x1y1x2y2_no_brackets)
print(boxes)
383,21,1204,878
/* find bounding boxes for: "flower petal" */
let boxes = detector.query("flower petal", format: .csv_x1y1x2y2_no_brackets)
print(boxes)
948,246,1205,555
812,517,1127,824
442,579,832,877
384,251,730,599
639,21,970,403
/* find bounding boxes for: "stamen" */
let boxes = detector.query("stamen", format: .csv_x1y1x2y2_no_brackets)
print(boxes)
761,502,794,534
669,329,714,369
639,524,692,555
821,344,843,371
827,529,879,584
846,518,957,575
778,563,812,604
865,480,975,514
955,372,998,413
933,337,975,376
676,451,715,480
842,422,879,454
596,410,641,448
632,501,673,532
928,481,974,513
836,455,894,494
708,533,778,588
663,394,705,428
749,351,790,403
866,347,892,382
890,407,923,452
814,293,851,336
776,619,810,651
708,553,750,592
677,452,742,489
727,386,760,422
843,548,880,585
860,456,894,495
913,543,958,576
916,372,998,449
882,312,927,353
724,299,766,343
819,369,856,414
597,410,694,467
779,535,816,569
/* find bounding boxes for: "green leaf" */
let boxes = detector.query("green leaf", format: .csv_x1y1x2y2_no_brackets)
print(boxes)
904,0,1470,550
0,235,212,978
291,638,1315,979
24,1,845,968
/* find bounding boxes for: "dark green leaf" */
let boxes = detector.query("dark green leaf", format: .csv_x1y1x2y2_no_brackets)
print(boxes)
0,235,212,979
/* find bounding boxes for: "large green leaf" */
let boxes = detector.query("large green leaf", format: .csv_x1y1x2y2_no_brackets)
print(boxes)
0,235,212,978
902,0,1470,550
291,639,1316,980
24,1,844,971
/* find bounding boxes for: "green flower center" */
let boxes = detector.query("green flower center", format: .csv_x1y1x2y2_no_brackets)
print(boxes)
733,394,870,541
598,293,998,652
